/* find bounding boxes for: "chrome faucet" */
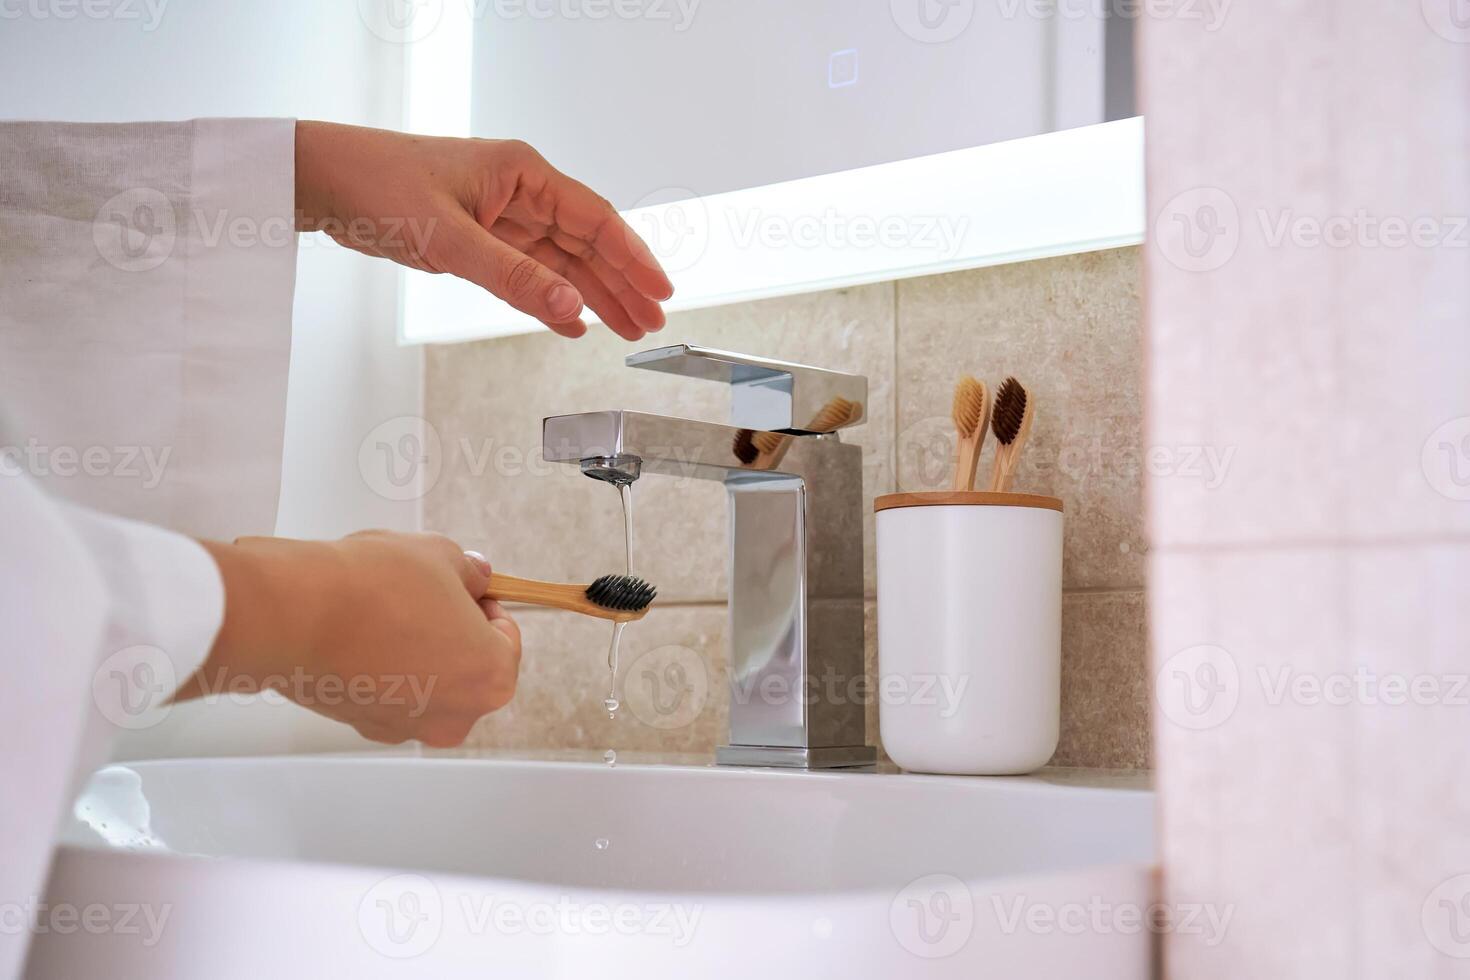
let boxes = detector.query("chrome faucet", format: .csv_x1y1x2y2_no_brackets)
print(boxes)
543,344,875,768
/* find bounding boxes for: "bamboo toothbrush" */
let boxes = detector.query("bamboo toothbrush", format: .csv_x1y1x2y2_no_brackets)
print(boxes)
485,573,657,623
950,375,990,491
986,376,1035,492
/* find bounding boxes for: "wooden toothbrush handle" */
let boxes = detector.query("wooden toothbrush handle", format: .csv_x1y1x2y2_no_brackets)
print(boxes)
953,433,983,492
484,573,647,623
987,443,1009,492
990,444,1017,492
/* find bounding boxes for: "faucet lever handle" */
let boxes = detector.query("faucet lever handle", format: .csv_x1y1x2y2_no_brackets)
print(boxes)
625,344,867,433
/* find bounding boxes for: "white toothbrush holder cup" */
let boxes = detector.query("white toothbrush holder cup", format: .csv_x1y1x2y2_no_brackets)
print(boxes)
874,491,1064,775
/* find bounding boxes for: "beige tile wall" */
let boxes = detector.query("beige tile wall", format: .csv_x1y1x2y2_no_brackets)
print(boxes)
424,245,1148,769
1141,1,1470,976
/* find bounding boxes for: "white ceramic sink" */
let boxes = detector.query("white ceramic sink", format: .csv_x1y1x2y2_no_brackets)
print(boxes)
32,754,1155,979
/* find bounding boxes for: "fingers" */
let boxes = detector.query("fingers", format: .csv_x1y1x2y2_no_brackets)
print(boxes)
477,597,522,717
459,550,520,660
544,316,590,340
351,721,411,746
542,168,675,303
437,209,587,326
414,713,480,748
481,598,521,651
557,236,667,333
518,236,651,341
491,219,656,339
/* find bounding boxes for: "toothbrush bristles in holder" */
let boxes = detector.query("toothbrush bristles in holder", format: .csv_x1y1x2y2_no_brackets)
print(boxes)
986,376,1034,493
950,375,990,492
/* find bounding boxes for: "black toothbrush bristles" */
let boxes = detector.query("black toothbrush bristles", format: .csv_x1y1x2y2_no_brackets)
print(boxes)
585,574,657,612
991,376,1027,445
731,429,758,465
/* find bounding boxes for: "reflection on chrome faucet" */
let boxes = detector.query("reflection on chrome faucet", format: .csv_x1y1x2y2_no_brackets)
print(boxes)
545,344,874,769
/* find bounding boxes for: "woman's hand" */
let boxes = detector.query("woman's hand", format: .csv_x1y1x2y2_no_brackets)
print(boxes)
294,120,673,341
177,531,520,747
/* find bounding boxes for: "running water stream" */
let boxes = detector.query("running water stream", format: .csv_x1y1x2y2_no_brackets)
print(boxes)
602,481,634,722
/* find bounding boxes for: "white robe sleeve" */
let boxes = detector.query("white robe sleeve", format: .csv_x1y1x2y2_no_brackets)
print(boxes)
0,119,297,979
0,475,224,980
0,118,298,540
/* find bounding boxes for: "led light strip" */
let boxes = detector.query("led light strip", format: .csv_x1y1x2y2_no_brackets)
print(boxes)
398,60,1143,345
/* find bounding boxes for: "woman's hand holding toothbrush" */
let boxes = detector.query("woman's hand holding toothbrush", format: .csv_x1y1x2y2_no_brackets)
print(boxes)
175,531,522,747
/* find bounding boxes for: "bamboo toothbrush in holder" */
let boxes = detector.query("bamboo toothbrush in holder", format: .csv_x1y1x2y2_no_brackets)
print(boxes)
986,376,1034,492
950,375,990,491
485,573,657,623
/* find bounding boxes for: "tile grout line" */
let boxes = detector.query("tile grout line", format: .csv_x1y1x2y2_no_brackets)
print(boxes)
507,585,1145,615
890,278,901,494
1152,533,1470,554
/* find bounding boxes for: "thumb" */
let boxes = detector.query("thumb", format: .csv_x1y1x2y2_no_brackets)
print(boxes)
459,549,493,599
439,210,585,328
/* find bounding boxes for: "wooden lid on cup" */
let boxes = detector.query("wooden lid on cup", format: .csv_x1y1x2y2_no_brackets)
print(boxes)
873,491,1064,513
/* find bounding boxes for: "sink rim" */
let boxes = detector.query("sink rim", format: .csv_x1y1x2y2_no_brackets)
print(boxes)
97,747,1154,790
63,753,1156,901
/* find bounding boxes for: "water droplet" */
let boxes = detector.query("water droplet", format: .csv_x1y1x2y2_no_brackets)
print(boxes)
594,838,610,851
603,750,617,767
603,696,620,716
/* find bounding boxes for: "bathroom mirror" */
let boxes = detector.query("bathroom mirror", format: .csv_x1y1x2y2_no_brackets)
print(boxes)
397,1,1144,343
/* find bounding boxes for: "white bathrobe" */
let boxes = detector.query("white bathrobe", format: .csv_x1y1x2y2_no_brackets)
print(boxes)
0,118,298,979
